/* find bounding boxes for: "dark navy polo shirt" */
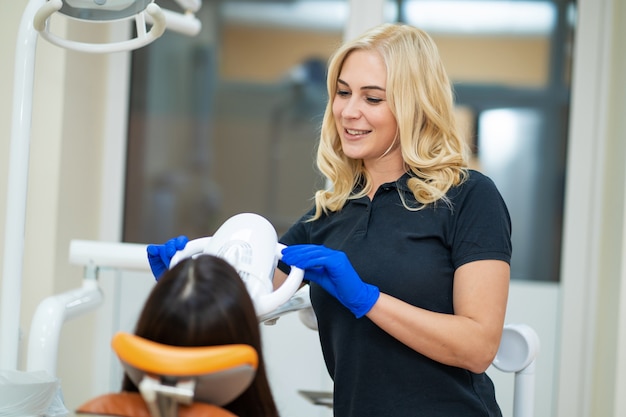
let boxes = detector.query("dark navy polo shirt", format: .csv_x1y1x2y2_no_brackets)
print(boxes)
279,169,511,417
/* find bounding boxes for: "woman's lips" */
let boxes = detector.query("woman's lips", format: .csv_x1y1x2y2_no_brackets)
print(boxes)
344,128,371,137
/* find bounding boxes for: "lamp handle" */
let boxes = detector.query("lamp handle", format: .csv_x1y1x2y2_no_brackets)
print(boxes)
252,244,304,317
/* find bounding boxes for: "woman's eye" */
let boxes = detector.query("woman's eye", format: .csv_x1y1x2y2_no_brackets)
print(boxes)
336,89,350,97
366,97,383,104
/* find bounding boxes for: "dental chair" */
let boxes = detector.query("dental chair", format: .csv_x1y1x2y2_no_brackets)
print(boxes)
76,332,258,417
68,213,304,417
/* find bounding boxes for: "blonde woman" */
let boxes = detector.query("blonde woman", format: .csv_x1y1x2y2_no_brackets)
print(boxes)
147,23,511,417
278,23,511,417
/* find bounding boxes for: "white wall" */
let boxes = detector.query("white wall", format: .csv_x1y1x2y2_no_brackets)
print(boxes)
556,0,626,416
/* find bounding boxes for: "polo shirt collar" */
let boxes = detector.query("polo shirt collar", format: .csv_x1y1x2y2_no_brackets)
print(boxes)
352,172,414,195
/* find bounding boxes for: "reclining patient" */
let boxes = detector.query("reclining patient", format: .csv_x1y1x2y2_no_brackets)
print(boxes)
79,254,280,417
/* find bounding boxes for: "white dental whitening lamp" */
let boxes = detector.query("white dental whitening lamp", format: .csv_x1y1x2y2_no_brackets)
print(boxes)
170,213,306,319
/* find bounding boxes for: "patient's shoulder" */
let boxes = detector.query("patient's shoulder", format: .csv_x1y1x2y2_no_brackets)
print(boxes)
76,391,237,417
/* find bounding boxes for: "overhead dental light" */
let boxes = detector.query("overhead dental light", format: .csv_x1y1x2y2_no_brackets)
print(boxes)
33,0,202,53
57,0,155,21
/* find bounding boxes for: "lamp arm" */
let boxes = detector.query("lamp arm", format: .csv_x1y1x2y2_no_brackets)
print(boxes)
145,8,202,37
172,0,202,13
32,0,60,31
0,0,46,371
27,280,103,375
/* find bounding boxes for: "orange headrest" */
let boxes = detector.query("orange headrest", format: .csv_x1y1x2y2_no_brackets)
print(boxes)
112,332,258,406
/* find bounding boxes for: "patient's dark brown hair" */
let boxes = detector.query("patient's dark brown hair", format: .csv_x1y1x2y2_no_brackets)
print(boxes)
122,254,279,417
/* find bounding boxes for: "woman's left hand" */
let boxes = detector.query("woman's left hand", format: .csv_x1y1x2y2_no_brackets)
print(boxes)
281,245,380,318
147,235,189,280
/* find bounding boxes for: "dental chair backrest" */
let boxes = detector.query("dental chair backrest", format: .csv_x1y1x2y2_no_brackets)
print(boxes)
76,332,258,417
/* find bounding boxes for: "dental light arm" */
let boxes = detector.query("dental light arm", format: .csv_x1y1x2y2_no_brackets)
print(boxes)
69,240,150,271
144,8,201,37
174,0,201,13
67,214,311,324
147,0,205,38
26,240,149,376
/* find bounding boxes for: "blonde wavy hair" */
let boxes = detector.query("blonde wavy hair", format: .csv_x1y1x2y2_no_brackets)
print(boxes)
311,23,469,220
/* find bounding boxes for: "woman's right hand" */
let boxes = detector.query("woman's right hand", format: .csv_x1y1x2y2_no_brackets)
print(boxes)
146,235,189,280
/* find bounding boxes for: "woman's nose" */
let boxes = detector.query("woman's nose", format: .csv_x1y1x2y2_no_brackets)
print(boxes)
341,97,361,119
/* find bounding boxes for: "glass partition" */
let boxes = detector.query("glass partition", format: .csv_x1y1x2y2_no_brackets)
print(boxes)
400,0,574,282
124,0,338,243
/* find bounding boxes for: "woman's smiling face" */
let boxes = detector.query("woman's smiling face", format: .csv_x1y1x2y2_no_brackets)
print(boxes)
332,49,400,168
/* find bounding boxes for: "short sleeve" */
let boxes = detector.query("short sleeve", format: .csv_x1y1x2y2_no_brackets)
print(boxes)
450,172,512,269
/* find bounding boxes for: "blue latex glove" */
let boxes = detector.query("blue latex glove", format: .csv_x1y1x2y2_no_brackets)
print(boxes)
147,235,189,280
281,245,380,318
